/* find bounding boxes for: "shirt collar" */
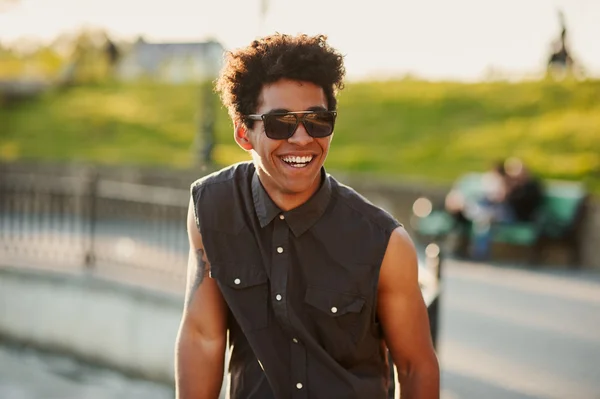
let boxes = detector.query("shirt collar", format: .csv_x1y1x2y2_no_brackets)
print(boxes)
252,168,332,237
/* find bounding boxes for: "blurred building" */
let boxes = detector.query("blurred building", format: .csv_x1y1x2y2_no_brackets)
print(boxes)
117,38,224,83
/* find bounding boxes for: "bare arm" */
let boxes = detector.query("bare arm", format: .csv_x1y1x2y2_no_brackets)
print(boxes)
175,197,228,399
377,227,440,399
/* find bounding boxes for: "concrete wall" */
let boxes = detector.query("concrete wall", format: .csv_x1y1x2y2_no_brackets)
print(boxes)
0,266,182,384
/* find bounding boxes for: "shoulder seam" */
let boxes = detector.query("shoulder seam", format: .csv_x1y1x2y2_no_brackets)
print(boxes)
332,188,400,234
192,175,236,191
191,162,251,192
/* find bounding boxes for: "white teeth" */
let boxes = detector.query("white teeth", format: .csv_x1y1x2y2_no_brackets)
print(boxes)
281,155,313,164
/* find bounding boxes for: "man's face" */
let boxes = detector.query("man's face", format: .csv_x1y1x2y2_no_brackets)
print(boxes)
236,78,332,208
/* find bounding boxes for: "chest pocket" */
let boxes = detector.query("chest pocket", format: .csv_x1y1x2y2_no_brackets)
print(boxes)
304,286,369,353
213,263,270,332
305,287,365,317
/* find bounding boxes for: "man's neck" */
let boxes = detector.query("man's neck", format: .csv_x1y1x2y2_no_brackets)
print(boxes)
257,170,322,212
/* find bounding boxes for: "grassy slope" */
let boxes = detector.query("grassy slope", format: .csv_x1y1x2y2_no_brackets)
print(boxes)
1,79,599,192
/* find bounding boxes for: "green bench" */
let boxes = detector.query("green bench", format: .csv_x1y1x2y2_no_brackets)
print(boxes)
412,173,588,265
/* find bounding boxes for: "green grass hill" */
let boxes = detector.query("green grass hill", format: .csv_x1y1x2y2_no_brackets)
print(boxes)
1,78,599,193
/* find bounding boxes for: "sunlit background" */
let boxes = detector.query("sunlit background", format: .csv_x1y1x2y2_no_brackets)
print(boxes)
1,1,600,399
2,0,600,80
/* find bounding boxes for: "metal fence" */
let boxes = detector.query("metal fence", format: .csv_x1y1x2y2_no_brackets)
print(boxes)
0,168,190,290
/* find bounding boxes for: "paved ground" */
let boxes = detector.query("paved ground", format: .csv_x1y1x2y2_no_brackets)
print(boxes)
0,344,173,399
1,259,599,399
438,260,600,399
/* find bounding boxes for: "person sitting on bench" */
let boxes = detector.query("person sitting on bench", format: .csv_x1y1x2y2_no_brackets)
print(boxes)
444,158,544,260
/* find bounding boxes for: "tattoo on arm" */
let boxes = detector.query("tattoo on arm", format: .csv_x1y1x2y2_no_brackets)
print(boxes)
186,248,210,307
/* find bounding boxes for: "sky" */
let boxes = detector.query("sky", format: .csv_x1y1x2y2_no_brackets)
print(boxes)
1,0,599,81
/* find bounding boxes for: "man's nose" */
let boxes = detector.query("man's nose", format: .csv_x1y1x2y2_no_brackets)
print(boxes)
288,122,314,146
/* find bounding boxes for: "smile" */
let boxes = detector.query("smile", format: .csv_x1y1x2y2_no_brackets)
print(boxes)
280,155,314,168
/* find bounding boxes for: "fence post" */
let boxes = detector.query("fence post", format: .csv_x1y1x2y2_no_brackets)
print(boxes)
85,171,99,270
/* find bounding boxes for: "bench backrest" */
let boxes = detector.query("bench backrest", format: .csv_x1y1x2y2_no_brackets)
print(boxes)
453,173,587,230
454,173,488,200
540,180,587,230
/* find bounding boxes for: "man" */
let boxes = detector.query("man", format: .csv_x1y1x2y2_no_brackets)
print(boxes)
503,157,544,223
175,33,439,399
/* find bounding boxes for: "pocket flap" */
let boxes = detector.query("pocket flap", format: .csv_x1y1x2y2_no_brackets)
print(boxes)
305,286,365,317
212,263,268,289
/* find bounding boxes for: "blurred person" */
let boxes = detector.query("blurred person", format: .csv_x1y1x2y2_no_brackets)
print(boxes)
503,157,544,223
104,36,120,76
445,158,544,260
175,33,439,399
444,160,509,257
547,10,575,78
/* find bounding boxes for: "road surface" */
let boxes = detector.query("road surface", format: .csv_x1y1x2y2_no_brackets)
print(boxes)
439,260,600,399
0,344,173,399
1,259,599,399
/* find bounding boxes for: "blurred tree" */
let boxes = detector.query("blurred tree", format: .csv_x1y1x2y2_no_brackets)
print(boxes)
30,46,64,78
61,28,112,85
0,45,19,77
0,41,65,80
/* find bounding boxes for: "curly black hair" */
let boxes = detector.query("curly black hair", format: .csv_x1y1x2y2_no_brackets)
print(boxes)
215,33,346,128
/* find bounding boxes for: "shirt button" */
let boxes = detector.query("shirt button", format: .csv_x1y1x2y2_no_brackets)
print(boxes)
279,214,285,220
234,278,241,285
296,383,303,390
276,247,284,254
275,294,282,301
331,306,338,314
292,338,299,343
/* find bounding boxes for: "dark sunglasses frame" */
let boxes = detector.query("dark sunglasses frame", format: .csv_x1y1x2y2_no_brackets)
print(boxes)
245,110,337,140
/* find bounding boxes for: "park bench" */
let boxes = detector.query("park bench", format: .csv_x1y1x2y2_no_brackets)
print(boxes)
412,173,588,266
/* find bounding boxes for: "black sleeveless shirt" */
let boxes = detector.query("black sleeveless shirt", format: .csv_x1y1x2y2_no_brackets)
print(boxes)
191,162,401,399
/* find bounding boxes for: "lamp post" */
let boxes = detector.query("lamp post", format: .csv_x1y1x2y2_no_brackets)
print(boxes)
194,42,223,168
258,0,270,37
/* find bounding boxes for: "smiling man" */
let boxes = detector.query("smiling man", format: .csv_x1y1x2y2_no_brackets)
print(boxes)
175,33,439,399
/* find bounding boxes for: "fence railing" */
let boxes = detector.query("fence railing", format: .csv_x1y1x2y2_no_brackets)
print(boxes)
0,169,190,289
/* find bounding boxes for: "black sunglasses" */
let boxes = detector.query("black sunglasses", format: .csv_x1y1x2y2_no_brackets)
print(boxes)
245,110,337,140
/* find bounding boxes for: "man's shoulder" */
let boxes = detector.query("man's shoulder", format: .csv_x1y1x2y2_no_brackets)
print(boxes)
189,162,253,233
330,176,402,232
191,161,253,194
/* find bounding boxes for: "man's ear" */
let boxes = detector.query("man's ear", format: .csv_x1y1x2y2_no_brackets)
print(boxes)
234,121,254,151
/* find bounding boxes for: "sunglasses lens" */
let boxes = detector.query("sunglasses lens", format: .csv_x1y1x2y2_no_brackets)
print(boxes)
303,112,335,138
264,114,297,139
